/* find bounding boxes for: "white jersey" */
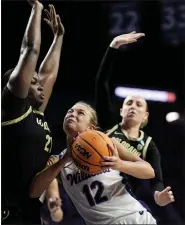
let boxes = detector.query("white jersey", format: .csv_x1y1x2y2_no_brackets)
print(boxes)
60,152,147,225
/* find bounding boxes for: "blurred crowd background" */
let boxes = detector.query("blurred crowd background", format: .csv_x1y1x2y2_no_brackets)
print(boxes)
2,0,185,224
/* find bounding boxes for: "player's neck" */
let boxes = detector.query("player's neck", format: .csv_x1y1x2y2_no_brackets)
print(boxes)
120,124,140,140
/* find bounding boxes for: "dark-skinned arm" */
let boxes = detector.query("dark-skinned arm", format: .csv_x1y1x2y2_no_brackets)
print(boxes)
7,0,43,99
38,5,65,112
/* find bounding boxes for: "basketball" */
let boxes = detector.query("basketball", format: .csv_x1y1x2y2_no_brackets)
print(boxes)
71,130,114,174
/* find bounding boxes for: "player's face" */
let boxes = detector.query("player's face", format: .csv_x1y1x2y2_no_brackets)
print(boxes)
28,72,44,109
120,96,149,128
63,103,95,138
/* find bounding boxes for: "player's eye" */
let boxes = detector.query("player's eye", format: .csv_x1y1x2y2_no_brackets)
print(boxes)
79,111,85,115
31,78,38,85
126,100,133,105
31,80,36,85
68,109,73,113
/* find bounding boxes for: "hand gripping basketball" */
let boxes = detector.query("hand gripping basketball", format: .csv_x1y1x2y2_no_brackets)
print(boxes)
101,138,122,171
71,130,114,174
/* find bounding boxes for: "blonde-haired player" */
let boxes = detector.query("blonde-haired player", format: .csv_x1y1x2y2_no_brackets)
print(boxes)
30,101,156,224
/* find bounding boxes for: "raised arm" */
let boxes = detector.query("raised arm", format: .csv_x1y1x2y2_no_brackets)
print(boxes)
95,44,118,130
7,0,43,99
101,137,155,179
95,32,145,130
38,5,65,112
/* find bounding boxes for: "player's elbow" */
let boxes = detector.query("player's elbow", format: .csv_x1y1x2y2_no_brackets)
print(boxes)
26,45,39,55
29,178,42,198
21,43,39,56
29,185,40,198
145,162,155,179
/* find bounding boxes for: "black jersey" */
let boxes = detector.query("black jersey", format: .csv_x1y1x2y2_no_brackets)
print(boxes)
95,47,164,193
95,46,184,224
1,87,52,222
107,124,164,192
107,124,151,159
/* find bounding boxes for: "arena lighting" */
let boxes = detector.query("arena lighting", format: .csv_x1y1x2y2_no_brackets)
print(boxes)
115,86,176,103
166,112,180,122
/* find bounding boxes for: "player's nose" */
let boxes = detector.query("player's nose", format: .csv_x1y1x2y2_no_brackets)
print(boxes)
38,84,43,91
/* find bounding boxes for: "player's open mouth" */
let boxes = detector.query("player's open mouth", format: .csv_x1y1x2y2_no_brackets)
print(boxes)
66,118,75,123
40,94,44,99
128,111,136,115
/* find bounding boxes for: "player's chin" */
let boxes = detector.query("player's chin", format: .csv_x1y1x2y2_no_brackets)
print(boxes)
35,99,44,109
64,125,79,138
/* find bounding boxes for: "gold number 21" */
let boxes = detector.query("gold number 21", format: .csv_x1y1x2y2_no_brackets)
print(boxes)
44,135,52,153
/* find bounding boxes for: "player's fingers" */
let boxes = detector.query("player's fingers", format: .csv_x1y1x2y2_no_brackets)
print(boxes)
133,33,145,38
168,191,173,195
102,155,117,161
110,139,119,155
107,143,118,156
170,196,175,202
44,9,51,20
161,186,171,194
101,166,110,170
130,31,136,34
163,186,171,193
48,198,57,210
49,4,53,20
44,18,51,27
101,161,114,166
51,5,58,25
127,39,137,44
56,199,62,206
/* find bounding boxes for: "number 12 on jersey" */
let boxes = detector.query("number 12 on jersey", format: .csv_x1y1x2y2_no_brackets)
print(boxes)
82,181,108,207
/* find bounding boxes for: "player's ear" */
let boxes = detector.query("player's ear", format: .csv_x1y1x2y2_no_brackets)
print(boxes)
89,125,96,130
120,108,122,116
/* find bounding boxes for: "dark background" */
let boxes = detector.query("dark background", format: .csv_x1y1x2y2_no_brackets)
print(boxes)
2,0,185,223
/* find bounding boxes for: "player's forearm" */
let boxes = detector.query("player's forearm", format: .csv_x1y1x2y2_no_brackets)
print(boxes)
21,3,42,54
96,47,117,85
95,47,118,128
46,179,64,222
119,160,155,179
29,159,65,198
39,35,63,80
46,178,60,199
151,179,164,194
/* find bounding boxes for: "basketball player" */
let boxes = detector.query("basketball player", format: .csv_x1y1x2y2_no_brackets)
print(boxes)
95,32,183,224
1,1,64,224
30,101,156,224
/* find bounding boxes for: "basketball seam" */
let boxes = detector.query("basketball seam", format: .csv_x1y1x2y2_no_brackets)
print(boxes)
95,132,111,157
72,147,101,167
79,134,104,158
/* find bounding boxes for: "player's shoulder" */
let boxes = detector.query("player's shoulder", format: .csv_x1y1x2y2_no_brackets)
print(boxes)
141,131,159,154
106,124,119,136
1,86,33,126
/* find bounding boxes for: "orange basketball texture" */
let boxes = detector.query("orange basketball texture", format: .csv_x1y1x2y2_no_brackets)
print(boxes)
71,130,113,174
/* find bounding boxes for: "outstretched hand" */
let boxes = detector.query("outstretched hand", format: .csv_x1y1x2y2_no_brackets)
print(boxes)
110,31,145,49
154,186,175,206
44,4,65,36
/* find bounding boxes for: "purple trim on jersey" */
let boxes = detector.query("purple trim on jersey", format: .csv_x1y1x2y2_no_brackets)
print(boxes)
124,183,151,213
59,149,67,160
120,172,151,213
